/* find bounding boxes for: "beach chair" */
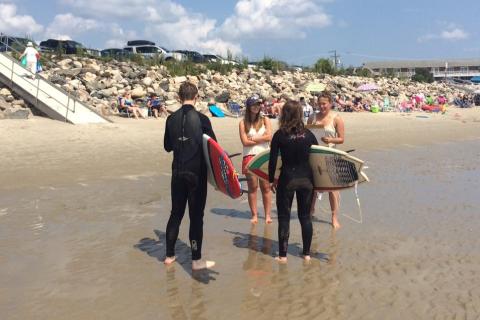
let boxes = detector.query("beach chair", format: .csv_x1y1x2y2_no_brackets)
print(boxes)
227,101,243,117
116,97,131,118
382,97,394,112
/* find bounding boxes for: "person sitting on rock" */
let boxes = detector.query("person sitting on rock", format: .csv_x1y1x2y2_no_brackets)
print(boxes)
148,93,168,119
120,92,146,119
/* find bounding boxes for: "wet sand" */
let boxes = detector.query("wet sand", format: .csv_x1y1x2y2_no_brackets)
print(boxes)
1,110,480,319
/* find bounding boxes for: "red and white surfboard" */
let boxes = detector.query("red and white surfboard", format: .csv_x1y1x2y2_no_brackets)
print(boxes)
202,134,243,199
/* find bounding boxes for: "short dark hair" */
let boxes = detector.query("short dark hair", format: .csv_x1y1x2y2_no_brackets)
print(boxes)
178,82,198,102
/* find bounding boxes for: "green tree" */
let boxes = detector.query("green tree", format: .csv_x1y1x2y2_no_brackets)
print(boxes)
356,68,372,77
257,56,287,73
314,58,334,75
412,68,434,83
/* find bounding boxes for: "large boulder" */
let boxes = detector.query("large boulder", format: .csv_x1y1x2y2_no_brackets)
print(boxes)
174,76,187,84
215,91,230,103
83,72,97,83
3,106,32,119
58,58,73,69
0,88,11,96
142,77,153,87
131,87,146,99
57,68,82,77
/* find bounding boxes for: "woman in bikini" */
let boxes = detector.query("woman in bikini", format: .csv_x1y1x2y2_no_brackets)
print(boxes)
308,92,345,229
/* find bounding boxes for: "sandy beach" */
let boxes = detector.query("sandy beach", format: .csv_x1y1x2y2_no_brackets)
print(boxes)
1,109,480,319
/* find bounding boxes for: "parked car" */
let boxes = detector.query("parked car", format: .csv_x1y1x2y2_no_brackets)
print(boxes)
173,50,206,63
39,39,86,54
158,47,186,61
203,54,239,65
85,48,101,57
124,40,185,61
0,35,32,52
100,48,131,58
203,54,222,63
126,40,155,46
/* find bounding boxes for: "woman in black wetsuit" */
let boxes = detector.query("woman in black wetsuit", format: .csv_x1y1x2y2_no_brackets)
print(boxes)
268,100,318,263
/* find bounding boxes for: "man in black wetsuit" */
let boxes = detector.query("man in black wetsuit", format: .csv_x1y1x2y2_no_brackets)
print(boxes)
163,82,216,270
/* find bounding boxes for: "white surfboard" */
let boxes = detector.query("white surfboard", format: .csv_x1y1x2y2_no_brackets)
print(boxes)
247,145,369,192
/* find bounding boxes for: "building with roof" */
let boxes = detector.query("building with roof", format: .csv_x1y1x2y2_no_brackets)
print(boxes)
363,59,480,80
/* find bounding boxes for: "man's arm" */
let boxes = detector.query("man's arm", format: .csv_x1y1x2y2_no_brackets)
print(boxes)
164,117,173,152
202,115,217,141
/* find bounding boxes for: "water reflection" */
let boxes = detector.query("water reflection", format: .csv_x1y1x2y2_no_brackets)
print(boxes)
165,267,208,320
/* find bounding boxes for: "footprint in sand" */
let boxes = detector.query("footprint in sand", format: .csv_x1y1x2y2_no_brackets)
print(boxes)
0,208,8,217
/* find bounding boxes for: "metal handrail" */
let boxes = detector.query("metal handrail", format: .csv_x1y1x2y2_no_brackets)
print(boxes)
0,51,77,114
0,35,110,120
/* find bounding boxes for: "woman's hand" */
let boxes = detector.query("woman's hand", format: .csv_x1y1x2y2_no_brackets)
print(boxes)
321,137,331,144
270,182,277,194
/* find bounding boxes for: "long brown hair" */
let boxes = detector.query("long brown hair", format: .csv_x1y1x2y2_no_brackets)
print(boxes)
279,100,304,135
243,103,263,132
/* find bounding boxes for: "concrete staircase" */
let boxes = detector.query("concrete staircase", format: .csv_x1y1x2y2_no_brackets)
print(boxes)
0,52,110,124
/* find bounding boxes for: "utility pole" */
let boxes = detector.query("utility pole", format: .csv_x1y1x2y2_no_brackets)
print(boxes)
329,50,341,71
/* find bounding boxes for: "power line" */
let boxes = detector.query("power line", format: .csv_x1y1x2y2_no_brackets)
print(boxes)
329,50,341,70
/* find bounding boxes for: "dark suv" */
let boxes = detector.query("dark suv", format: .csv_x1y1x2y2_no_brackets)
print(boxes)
173,50,205,63
0,35,32,52
39,39,86,54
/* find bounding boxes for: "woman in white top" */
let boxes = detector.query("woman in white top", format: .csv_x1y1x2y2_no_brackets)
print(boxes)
239,95,272,224
20,42,39,79
307,92,345,229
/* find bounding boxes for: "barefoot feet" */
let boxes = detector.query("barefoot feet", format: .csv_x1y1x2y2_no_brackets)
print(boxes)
250,214,258,224
332,214,341,229
192,259,216,270
164,256,176,265
265,215,273,224
275,256,288,264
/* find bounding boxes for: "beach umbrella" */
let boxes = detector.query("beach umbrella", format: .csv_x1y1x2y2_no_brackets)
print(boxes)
306,82,326,93
357,83,379,92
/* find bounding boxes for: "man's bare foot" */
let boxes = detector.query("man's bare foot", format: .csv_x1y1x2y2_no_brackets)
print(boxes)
275,256,287,264
164,256,176,265
250,215,258,224
265,216,273,224
192,260,215,270
303,255,311,261
332,215,341,229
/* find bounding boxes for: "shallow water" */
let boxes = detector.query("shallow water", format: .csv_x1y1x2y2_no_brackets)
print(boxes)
1,139,479,319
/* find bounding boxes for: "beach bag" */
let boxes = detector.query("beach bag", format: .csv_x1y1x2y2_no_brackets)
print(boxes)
36,61,43,73
21,56,27,66
371,105,380,113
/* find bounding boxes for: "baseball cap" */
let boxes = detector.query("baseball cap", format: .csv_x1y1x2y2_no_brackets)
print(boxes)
245,94,263,107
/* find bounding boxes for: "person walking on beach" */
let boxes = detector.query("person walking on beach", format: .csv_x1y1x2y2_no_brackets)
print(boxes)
163,82,216,270
19,41,39,79
239,95,273,224
307,92,345,229
269,100,318,263
300,97,314,123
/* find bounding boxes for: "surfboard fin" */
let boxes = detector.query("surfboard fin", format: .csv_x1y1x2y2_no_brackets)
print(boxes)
345,149,355,153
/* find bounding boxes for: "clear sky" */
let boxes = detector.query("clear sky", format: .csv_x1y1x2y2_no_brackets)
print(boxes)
1,0,478,66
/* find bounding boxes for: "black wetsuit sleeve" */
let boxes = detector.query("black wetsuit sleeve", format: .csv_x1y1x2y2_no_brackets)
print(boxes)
268,131,280,183
201,115,217,141
164,116,173,152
